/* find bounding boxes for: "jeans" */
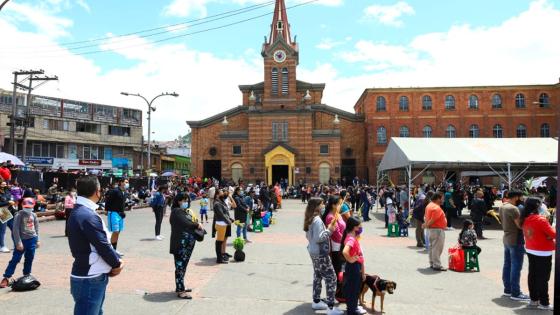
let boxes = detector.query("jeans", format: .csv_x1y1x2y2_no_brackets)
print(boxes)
527,253,552,305
344,262,362,315
71,274,109,315
3,236,37,278
153,206,164,236
473,219,483,238
236,221,248,240
502,244,525,297
0,218,14,248
362,202,370,221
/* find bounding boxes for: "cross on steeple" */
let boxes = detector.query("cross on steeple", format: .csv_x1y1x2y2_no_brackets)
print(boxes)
269,0,292,45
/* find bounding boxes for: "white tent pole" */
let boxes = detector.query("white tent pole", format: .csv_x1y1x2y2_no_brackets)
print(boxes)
507,162,512,189
376,169,380,212
408,164,412,214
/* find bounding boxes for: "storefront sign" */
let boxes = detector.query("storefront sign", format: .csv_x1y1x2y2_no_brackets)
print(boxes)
79,159,102,166
25,157,54,165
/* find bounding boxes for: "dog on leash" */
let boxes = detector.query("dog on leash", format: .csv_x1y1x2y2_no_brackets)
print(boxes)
359,274,397,313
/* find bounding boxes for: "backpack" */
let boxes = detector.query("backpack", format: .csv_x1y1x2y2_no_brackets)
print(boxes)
11,274,41,291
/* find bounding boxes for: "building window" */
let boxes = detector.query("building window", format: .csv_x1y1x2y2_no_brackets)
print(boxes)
232,145,242,155
281,68,289,95
16,117,34,128
76,122,100,134
422,125,432,138
122,108,141,123
515,93,525,108
422,95,432,110
377,126,387,144
319,162,330,184
320,144,329,155
469,124,480,138
399,126,410,137
108,126,130,136
492,94,502,109
445,95,455,110
271,68,279,95
468,95,479,109
231,163,243,184
68,144,78,159
399,96,409,111
446,125,456,138
539,93,550,107
272,121,288,142
376,96,386,112
43,119,68,131
83,145,99,159
540,123,550,137
56,144,65,158
493,124,503,138
516,124,527,138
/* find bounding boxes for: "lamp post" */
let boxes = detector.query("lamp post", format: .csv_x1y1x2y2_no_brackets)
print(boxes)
120,92,178,174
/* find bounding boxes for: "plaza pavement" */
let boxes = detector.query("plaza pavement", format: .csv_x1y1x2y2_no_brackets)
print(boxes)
0,199,554,315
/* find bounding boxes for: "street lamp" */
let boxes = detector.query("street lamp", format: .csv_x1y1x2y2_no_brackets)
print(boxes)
120,91,179,173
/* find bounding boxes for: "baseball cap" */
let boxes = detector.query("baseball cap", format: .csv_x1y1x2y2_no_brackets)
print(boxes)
22,197,36,208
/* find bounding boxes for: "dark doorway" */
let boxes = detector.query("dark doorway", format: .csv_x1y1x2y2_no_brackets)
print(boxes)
271,165,288,185
203,160,222,180
341,159,356,183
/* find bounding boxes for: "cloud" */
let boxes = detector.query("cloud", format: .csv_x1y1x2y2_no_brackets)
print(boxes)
76,0,90,12
363,1,414,27
2,2,73,38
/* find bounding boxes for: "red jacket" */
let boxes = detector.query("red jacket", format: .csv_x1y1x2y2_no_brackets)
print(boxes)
0,167,11,181
522,214,555,252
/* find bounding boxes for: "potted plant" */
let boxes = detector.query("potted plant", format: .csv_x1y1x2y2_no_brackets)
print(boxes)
233,237,246,262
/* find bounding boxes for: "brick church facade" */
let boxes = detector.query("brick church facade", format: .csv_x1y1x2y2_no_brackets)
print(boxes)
188,0,559,186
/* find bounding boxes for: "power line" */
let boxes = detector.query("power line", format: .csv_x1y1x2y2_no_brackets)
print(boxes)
5,0,318,59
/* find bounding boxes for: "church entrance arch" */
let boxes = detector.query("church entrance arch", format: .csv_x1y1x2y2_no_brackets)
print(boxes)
264,145,295,186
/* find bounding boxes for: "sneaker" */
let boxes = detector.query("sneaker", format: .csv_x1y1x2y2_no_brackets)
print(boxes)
356,306,367,314
311,301,328,310
155,235,164,241
537,304,554,311
446,227,455,231
502,292,511,297
0,246,9,253
510,293,530,301
327,307,344,315
527,301,539,309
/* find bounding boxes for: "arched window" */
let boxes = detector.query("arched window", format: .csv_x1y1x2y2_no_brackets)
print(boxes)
231,163,243,184
271,68,278,95
539,93,550,107
399,126,410,137
492,94,502,109
516,124,527,138
399,96,409,111
422,95,432,110
422,125,432,138
540,123,550,137
445,95,455,110
377,126,387,144
376,96,386,112
281,68,289,95
515,93,525,108
319,162,330,185
469,124,480,138
446,125,456,138
468,95,479,109
493,124,503,138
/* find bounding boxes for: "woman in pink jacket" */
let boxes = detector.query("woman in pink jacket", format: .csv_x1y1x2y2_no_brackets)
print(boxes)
322,196,345,278
521,197,555,311
64,190,76,237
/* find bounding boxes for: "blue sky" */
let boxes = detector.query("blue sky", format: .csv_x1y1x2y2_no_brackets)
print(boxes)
1,0,559,140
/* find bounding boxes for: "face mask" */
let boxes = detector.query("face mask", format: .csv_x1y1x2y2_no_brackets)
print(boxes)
320,206,326,215
355,227,363,236
125,184,130,189
23,207,33,213
181,202,189,209
515,200,523,206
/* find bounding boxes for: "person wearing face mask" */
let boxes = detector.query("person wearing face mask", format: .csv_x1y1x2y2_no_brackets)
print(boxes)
233,187,250,242
64,190,77,237
339,190,352,221
169,192,203,299
322,196,346,278
341,217,365,315
0,198,40,288
105,179,129,255
67,176,123,314
212,189,233,264
0,181,15,253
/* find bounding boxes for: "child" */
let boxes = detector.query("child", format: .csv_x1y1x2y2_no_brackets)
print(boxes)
342,217,366,315
200,194,209,223
458,219,481,256
0,198,40,288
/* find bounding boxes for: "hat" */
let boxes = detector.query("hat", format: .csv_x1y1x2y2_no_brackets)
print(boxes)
22,198,36,208
340,205,350,215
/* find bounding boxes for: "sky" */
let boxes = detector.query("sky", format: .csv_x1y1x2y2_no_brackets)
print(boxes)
0,0,559,140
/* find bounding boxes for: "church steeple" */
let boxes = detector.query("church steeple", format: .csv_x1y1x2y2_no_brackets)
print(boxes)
269,0,292,45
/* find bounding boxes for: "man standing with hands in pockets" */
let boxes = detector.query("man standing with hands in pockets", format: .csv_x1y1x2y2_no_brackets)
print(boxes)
67,176,124,315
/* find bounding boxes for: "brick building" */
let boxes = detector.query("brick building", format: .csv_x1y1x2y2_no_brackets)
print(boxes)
188,0,559,186
187,0,366,185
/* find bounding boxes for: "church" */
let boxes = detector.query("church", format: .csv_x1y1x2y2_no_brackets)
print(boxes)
187,0,366,186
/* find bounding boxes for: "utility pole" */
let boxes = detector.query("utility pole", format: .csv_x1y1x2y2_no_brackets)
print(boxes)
9,70,44,155
19,74,58,164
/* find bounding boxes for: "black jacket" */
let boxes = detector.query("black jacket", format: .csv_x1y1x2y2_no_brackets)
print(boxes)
213,199,231,223
234,194,249,223
105,188,125,217
169,207,199,254
412,201,426,222
470,198,486,221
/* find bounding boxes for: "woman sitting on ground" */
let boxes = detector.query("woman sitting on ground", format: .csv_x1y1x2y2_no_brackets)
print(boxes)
458,219,481,256
169,192,203,299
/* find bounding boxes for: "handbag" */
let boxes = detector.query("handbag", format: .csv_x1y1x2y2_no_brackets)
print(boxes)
193,228,207,242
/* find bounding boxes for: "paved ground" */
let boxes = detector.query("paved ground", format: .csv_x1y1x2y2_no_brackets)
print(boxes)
0,199,554,314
